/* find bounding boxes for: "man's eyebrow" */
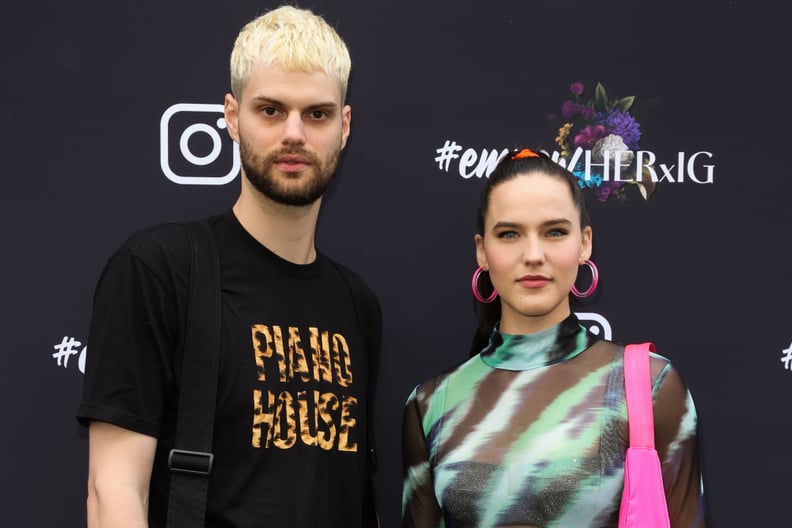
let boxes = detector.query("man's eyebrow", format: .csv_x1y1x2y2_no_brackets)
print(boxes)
249,96,339,109
249,95,282,105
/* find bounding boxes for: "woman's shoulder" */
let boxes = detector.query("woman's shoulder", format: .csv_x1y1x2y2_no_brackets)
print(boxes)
407,354,479,403
580,339,679,386
614,342,693,400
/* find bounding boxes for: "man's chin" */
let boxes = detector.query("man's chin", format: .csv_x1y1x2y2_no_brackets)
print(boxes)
260,186,325,207
242,165,333,206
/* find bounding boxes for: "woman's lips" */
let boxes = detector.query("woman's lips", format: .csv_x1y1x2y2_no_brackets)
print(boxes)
517,276,550,288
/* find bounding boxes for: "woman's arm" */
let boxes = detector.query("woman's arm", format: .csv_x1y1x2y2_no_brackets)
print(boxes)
652,362,707,528
401,391,443,528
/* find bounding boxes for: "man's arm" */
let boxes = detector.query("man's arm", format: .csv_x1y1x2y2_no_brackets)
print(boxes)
87,421,157,528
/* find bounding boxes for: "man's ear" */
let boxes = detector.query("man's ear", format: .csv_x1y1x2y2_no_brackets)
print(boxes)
340,104,351,150
224,93,240,143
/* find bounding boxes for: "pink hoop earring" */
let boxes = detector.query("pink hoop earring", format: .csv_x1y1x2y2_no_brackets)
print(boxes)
571,259,599,299
472,266,498,303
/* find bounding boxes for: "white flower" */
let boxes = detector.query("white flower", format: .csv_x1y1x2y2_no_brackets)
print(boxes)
592,134,634,166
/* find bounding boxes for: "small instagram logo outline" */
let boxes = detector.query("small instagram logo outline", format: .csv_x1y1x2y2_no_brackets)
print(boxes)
574,312,613,341
160,103,240,185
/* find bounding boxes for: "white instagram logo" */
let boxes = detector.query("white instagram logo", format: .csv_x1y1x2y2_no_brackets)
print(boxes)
160,103,240,185
575,312,613,340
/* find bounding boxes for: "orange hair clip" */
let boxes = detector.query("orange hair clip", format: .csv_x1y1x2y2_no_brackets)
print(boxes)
511,148,540,160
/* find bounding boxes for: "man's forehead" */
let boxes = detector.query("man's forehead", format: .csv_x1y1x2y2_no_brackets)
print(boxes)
243,63,343,102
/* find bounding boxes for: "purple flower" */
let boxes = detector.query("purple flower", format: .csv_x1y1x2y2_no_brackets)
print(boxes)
570,82,584,96
580,106,596,120
573,124,607,148
561,100,580,119
593,181,623,202
603,110,641,149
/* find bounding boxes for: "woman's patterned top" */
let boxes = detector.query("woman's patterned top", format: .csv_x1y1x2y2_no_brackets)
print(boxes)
401,315,705,527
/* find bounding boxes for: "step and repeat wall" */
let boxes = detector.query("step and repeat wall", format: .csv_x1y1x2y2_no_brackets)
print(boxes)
2,0,789,525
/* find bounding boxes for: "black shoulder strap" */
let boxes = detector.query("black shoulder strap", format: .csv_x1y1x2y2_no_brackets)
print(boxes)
166,220,221,528
330,261,382,527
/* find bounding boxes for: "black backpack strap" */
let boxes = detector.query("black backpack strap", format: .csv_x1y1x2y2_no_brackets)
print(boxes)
330,261,382,527
166,220,221,528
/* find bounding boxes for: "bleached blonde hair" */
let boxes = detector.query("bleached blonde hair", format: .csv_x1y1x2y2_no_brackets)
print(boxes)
230,5,351,101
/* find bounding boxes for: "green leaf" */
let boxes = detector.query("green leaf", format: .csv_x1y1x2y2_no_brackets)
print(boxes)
594,82,608,112
615,96,635,112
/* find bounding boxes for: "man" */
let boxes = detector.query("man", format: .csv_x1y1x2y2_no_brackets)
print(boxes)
78,6,381,527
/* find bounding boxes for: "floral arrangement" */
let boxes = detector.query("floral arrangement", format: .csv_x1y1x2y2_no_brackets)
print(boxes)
549,81,655,202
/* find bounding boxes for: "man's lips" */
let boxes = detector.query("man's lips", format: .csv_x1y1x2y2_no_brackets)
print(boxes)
274,155,310,172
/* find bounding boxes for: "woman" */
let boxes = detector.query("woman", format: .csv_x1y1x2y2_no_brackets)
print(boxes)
401,149,705,527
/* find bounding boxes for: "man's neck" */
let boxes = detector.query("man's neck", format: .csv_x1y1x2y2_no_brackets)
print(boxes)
232,190,322,265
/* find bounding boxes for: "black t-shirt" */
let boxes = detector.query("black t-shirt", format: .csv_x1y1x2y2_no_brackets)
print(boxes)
78,211,377,527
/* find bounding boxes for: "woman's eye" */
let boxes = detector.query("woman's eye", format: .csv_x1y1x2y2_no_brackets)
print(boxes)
498,231,518,240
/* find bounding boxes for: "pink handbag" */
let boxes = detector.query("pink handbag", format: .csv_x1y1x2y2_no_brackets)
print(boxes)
618,343,671,528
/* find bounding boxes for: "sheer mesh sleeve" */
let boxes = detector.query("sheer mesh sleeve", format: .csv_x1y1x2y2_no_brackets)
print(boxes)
651,357,707,527
401,385,444,528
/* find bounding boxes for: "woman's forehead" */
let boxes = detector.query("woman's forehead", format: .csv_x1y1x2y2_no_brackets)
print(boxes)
488,174,575,211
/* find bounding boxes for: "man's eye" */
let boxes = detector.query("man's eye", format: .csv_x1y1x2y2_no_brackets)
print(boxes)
547,229,568,237
262,107,279,116
498,231,518,240
310,110,328,119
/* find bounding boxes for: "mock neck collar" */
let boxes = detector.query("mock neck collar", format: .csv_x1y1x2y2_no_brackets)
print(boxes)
479,314,592,371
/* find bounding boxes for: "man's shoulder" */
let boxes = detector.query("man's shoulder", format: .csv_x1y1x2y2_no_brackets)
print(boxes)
322,256,382,361
108,222,188,270
116,215,222,255
106,215,223,276
120,221,187,247
324,257,380,309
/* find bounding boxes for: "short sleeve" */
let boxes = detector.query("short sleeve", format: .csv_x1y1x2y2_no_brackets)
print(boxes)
76,230,188,437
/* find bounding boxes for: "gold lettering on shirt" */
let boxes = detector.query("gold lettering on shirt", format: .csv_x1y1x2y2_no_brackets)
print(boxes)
287,326,311,382
309,328,333,383
251,389,274,448
251,324,288,382
297,389,318,447
317,392,339,450
249,324,362,452
251,324,272,382
338,395,358,452
272,390,297,449
332,333,353,387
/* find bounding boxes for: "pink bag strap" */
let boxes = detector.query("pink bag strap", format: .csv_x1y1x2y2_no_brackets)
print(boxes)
624,342,657,449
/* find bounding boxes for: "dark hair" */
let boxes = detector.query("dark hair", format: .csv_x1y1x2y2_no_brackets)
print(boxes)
469,149,591,357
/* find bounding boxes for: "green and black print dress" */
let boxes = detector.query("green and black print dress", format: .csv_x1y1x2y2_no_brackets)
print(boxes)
401,314,705,528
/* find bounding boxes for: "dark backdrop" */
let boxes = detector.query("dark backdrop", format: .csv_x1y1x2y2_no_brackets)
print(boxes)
2,1,789,526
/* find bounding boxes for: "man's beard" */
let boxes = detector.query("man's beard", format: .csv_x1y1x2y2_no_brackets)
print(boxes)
239,137,341,207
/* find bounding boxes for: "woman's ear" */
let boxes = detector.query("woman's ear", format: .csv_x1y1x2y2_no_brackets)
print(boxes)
580,226,593,263
475,234,488,269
